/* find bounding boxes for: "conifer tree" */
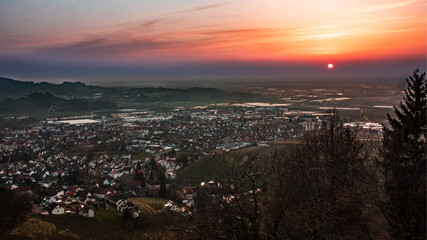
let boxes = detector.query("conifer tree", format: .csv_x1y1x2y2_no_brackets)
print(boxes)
380,69,426,239
159,167,167,198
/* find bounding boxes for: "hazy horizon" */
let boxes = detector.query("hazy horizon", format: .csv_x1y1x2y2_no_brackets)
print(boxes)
1,58,425,86
1,0,425,83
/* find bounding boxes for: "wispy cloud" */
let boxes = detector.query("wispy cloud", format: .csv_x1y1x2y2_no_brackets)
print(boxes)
357,0,417,13
177,3,227,14
8,1,424,63
115,2,228,30
139,19,163,29
38,37,188,58
200,28,283,41
307,33,350,38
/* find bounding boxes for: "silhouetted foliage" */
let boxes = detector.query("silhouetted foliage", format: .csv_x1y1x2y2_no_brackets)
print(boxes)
0,187,32,235
193,153,266,239
159,167,167,198
193,112,372,239
378,69,426,239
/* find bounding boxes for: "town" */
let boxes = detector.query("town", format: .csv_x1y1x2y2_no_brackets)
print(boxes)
0,103,384,227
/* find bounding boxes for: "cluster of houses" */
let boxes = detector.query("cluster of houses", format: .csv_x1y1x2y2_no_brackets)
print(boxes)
0,105,348,167
216,142,252,152
0,105,385,224
164,200,192,217
37,184,140,218
110,106,301,153
163,186,195,217
0,124,195,220
39,185,96,217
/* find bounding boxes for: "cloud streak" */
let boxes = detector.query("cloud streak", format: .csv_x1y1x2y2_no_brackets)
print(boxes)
34,25,296,61
178,3,227,14
135,2,227,28
357,0,417,13
1,0,425,66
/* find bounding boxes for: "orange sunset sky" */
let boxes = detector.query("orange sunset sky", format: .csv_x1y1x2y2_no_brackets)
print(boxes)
0,0,425,81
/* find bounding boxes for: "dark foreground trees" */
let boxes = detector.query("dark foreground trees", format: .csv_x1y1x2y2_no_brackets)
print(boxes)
193,111,372,239
264,112,371,239
193,154,267,239
378,69,426,239
0,187,32,235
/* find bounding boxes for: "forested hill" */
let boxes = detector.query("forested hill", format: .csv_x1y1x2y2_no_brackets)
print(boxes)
0,77,112,101
0,77,261,114
0,92,117,114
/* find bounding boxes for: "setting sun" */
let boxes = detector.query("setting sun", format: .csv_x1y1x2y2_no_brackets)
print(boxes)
0,0,425,80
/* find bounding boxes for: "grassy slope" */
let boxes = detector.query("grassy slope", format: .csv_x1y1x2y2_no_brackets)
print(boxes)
179,155,232,184
178,143,290,184
36,209,124,239
27,201,190,240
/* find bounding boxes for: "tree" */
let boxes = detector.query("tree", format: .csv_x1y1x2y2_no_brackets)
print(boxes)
379,69,426,239
134,169,146,188
192,111,372,239
86,147,95,162
170,148,176,157
150,157,158,171
0,187,32,235
182,155,188,165
193,154,266,240
159,167,167,198
264,111,371,239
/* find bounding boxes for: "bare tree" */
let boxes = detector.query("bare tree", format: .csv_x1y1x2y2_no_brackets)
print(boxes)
193,111,372,239
264,111,371,239
193,153,267,240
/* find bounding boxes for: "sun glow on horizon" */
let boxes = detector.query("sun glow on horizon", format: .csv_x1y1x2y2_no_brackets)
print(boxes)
0,0,425,78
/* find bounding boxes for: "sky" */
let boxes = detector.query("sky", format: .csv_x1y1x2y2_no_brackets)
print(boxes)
0,0,425,83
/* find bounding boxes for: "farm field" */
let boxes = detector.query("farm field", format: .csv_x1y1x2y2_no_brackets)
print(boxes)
128,197,168,215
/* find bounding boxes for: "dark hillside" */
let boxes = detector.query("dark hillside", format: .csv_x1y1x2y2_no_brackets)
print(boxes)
0,92,116,114
0,77,113,100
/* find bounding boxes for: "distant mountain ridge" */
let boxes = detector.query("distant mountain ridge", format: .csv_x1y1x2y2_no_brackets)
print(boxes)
0,92,117,114
0,77,258,103
0,77,110,101
0,77,261,114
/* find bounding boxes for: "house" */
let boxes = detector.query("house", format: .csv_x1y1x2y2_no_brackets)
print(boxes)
52,205,65,215
67,185,80,195
182,187,195,207
95,188,115,199
40,210,50,215
108,193,127,205
40,187,57,198
183,198,195,208
166,171,176,180
183,188,195,200
63,196,74,205
200,180,221,195
164,200,180,212
79,205,95,218
179,207,191,216
41,196,57,207
103,179,111,186
164,200,174,208
68,206,78,214
170,205,180,212
116,199,129,213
